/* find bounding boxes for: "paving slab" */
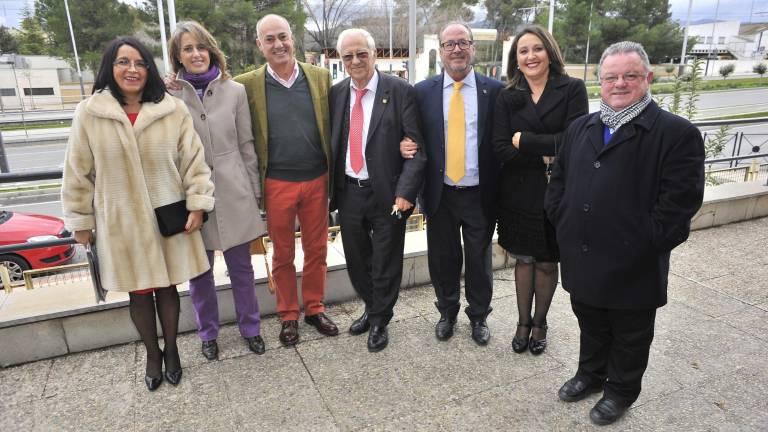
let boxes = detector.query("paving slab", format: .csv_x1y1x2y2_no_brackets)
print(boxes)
0,217,767,431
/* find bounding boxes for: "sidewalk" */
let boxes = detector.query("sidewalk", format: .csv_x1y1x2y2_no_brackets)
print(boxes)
1,217,767,431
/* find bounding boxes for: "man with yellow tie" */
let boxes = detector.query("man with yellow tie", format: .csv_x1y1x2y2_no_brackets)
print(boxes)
402,22,503,345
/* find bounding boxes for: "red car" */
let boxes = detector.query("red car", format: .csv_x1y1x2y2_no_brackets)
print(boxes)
0,211,75,286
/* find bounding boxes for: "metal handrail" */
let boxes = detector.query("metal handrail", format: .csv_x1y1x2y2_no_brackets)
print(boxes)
0,169,64,183
694,117,768,127
0,237,77,254
705,153,768,164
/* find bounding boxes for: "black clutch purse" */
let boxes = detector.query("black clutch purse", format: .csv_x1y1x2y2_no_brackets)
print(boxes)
154,200,208,237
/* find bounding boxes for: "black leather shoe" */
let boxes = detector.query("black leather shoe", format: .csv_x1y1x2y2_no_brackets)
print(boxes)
529,321,548,355
367,325,389,352
435,316,456,341
470,320,490,345
558,376,603,402
279,320,299,346
349,312,370,335
245,335,265,355
144,374,162,391
304,312,339,336
512,322,531,353
163,350,183,386
590,397,628,426
201,340,218,360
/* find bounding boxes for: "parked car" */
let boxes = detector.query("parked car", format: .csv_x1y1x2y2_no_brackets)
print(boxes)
0,211,75,287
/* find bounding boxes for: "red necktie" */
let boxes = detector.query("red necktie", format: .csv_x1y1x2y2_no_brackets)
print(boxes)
350,87,368,174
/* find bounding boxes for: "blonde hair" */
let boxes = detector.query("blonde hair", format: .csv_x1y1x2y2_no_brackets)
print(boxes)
169,20,230,80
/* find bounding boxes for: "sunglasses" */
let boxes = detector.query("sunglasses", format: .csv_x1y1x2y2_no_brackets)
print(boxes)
341,51,370,62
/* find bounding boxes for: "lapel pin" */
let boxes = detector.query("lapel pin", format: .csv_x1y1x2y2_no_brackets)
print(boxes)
382,97,389,104
482,89,488,94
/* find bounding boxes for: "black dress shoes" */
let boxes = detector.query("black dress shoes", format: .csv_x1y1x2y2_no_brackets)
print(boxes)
201,339,218,360
435,316,457,341
144,374,162,391
470,320,490,345
590,397,628,426
163,349,183,386
245,335,265,355
558,376,603,402
349,312,370,335
512,322,531,353
367,325,389,352
279,320,299,346
304,312,340,336
529,322,548,355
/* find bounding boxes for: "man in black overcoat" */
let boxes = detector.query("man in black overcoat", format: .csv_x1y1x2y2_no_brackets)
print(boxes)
544,41,705,425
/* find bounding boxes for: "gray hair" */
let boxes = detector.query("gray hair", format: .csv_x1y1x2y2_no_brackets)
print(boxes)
598,41,651,73
336,28,376,53
256,14,292,40
438,22,474,43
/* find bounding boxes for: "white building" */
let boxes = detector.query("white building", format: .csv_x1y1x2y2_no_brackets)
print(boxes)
0,54,90,112
687,20,767,60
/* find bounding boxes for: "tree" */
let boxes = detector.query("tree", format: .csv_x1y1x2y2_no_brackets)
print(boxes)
139,0,306,74
552,0,686,64
17,7,48,55
35,0,138,73
303,0,361,51
753,63,767,78
0,26,20,54
718,63,734,79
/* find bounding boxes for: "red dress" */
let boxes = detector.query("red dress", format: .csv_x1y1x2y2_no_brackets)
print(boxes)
126,112,156,296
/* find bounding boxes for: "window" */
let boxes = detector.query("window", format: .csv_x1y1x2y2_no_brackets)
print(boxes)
0,88,15,96
23,87,55,96
718,36,725,44
706,37,713,44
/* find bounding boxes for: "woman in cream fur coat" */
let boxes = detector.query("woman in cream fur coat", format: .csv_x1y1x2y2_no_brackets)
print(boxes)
61,37,214,391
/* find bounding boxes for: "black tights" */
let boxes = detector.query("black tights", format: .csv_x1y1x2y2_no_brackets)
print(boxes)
129,286,181,378
514,261,559,341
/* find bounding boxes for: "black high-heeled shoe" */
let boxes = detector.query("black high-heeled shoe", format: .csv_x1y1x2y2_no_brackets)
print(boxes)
512,322,532,353
163,349,183,386
529,322,548,355
144,374,163,391
144,350,163,391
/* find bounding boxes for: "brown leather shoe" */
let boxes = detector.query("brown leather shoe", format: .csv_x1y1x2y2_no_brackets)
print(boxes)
304,312,339,336
279,320,299,346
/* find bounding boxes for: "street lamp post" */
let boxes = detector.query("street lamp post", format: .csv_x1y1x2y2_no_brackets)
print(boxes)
679,0,694,75
63,0,86,100
408,0,416,83
157,0,171,75
583,0,594,81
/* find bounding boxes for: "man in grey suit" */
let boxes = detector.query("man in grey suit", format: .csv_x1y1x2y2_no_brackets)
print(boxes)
329,28,426,352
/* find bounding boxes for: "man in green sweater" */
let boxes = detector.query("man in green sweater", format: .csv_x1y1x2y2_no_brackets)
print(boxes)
234,14,338,346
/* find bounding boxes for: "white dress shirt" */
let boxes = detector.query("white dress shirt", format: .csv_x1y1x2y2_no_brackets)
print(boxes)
345,71,380,180
442,70,479,186
266,61,299,88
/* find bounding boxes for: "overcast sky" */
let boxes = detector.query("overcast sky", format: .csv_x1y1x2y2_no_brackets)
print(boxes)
1,0,765,29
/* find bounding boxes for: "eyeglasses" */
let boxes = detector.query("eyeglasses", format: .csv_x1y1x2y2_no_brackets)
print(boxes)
341,51,370,62
440,39,473,51
600,72,646,84
113,58,149,70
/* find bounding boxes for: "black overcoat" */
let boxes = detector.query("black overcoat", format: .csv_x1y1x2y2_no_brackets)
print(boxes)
544,101,705,309
492,75,588,260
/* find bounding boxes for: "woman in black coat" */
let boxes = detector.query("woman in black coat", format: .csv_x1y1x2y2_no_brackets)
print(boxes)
493,25,588,355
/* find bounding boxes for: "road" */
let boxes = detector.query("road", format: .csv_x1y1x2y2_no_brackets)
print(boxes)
1,88,766,219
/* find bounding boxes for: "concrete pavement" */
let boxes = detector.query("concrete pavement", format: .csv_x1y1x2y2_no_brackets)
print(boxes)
1,216,767,431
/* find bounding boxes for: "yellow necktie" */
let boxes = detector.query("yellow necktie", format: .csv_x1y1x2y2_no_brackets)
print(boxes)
447,81,465,183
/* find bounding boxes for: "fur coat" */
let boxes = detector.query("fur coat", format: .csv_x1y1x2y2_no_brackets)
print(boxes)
62,90,215,292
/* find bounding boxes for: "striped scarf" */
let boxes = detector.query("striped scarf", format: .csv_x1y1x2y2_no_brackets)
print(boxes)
599,92,651,130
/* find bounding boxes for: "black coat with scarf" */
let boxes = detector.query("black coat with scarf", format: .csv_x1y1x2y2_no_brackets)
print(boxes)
544,101,705,309
492,74,588,260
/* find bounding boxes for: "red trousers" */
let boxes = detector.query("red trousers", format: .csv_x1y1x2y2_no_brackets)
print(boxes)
265,174,328,321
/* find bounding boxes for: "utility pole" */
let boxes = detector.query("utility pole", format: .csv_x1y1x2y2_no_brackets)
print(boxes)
157,0,171,75
583,0,594,81
679,0,694,75
408,0,416,83
63,0,86,100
